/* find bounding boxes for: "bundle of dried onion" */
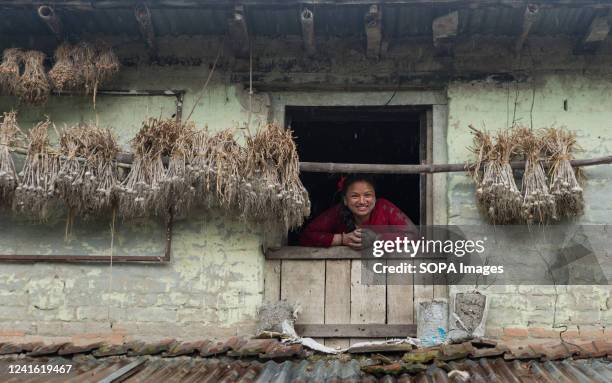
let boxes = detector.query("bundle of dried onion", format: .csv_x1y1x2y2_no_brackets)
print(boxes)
472,128,522,224
545,128,584,219
119,117,182,217
244,123,310,229
17,51,50,105
49,43,79,92
0,111,21,206
0,48,22,95
518,127,556,224
14,119,59,218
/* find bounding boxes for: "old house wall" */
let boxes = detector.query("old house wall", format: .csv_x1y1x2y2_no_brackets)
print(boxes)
446,74,612,339
0,66,270,339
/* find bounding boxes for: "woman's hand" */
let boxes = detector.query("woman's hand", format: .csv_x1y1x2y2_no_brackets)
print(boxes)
342,229,363,250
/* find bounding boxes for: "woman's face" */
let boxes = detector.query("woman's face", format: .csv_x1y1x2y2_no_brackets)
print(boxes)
343,180,376,219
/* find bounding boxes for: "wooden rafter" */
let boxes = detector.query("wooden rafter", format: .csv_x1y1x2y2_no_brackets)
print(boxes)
365,4,382,59
229,5,249,57
575,12,610,54
515,3,539,54
134,1,156,52
301,7,315,55
37,5,63,39
432,10,458,56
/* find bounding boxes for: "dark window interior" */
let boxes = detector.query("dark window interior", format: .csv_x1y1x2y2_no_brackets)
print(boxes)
287,106,425,245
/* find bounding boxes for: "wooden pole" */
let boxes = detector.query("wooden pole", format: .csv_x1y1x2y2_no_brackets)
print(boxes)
9,147,612,174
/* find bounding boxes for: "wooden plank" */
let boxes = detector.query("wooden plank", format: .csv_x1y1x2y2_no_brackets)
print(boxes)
300,7,315,55
365,4,382,58
324,260,351,349
295,324,416,338
575,13,610,54
281,260,325,325
264,260,281,303
350,260,385,345
413,284,434,323
265,246,445,260
387,261,414,326
347,343,415,353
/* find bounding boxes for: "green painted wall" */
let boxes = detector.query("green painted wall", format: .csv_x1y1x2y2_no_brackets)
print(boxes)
447,74,612,336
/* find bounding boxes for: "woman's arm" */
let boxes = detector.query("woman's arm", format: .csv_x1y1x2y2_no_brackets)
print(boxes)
299,205,343,247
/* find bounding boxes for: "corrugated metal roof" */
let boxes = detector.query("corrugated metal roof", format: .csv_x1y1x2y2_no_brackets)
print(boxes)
0,4,605,39
1,355,611,382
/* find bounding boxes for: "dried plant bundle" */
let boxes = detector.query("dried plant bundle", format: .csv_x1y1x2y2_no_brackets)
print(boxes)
0,111,21,205
56,125,87,212
119,117,186,217
470,127,522,224
95,43,120,84
161,122,196,218
14,119,59,218
72,42,97,95
49,43,79,92
518,127,556,224
202,128,245,210
545,128,584,219
244,123,310,229
84,126,119,213
17,50,50,105
0,48,22,95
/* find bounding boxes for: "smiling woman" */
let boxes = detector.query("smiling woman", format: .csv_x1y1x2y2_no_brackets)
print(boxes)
299,174,417,248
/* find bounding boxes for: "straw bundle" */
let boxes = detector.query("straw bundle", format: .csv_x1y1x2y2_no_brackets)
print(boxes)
518,127,556,224
470,127,522,224
545,128,584,219
0,111,21,206
49,43,79,92
17,51,50,105
118,117,183,217
244,123,310,229
0,48,22,95
14,119,59,218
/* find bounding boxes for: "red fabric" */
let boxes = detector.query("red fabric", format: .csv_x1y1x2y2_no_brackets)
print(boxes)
299,198,417,247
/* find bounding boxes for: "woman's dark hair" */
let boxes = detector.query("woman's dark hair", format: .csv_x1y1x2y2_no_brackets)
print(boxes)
337,174,377,231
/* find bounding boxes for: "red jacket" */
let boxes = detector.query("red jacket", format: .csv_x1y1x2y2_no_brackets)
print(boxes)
299,198,417,247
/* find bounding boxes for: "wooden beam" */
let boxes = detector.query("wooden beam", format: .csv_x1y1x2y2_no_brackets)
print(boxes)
37,5,62,39
134,1,156,52
300,7,315,55
365,4,382,59
515,3,539,54
229,5,249,57
432,10,458,56
575,13,610,54
265,246,447,260
294,324,416,338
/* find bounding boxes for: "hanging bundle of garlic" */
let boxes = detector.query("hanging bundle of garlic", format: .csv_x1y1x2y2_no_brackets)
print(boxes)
49,43,79,92
72,42,97,96
14,119,59,218
469,127,522,224
82,125,119,213
545,128,584,219
0,48,22,95
161,122,196,218
244,123,310,229
56,125,87,212
17,51,51,105
118,117,181,217
518,127,556,224
0,111,21,206
200,128,245,210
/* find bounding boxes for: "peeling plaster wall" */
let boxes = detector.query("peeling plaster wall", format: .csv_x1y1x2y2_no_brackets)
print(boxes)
446,74,612,338
0,66,269,339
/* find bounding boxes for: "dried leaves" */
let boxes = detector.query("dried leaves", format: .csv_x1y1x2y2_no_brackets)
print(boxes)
468,125,584,224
